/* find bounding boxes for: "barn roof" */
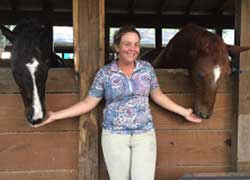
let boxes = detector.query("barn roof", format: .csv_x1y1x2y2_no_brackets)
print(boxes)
0,0,235,28
106,0,234,15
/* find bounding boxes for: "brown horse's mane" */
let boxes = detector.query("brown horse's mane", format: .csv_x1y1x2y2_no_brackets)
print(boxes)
152,24,228,68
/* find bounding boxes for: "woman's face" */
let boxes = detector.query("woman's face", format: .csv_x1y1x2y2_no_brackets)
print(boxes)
115,32,140,64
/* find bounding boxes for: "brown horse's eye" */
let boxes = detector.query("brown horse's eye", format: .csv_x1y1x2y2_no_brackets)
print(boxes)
196,73,204,81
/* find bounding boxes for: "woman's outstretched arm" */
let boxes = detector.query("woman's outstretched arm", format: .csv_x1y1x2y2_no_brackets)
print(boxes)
33,95,102,127
150,87,202,123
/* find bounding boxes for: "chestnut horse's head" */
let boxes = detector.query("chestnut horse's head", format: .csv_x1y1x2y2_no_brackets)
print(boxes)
141,24,249,119
188,37,231,119
0,17,53,125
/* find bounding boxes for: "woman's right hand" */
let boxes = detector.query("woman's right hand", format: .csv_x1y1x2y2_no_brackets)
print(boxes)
183,108,202,123
32,111,56,128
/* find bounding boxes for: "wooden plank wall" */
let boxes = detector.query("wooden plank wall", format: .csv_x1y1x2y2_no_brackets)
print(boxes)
0,67,233,180
0,68,79,180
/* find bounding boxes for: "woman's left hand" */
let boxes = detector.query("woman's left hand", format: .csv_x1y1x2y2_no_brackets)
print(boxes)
184,108,202,123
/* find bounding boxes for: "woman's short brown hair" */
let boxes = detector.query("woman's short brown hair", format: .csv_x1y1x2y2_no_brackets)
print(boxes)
113,25,141,46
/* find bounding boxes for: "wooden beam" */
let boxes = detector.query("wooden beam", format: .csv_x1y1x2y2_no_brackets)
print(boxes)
216,28,222,37
9,0,17,11
230,0,241,171
0,11,72,26
105,25,110,63
215,0,229,15
0,11,234,28
73,0,104,179
158,0,169,15
106,14,234,29
128,0,137,14
185,0,196,15
155,27,162,48
41,0,52,12
236,0,250,172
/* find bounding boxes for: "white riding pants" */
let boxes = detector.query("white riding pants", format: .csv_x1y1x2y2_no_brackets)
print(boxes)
101,129,157,180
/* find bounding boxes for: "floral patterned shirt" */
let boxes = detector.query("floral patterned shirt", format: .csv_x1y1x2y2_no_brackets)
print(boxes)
88,60,159,134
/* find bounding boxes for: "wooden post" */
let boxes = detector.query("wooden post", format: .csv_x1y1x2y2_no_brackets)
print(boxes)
73,0,105,179
215,28,222,37
231,0,241,171
105,24,110,64
236,0,250,172
155,27,162,48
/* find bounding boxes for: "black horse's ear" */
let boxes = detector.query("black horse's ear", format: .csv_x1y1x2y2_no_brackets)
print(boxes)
0,25,16,43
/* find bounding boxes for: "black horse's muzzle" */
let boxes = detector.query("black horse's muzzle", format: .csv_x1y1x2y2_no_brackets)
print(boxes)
26,109,45,125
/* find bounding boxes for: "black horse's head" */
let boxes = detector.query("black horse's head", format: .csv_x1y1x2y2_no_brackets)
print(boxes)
0,17,55,125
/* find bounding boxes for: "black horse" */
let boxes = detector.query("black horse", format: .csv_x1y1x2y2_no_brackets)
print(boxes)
0,17,63,125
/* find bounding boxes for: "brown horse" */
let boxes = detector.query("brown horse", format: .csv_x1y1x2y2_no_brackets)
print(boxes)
141,24,249,119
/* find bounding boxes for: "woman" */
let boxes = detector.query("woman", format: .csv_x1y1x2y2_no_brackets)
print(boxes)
33,25,202,180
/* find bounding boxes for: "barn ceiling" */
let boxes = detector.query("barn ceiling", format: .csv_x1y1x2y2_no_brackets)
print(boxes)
106,0,234,15
106,0,235,28
0,0,235,28
0,0,72,25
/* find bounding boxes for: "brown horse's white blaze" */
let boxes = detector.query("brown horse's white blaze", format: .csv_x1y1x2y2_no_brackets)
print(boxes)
213,65,221,86
25,58,44,122
194,65,222,119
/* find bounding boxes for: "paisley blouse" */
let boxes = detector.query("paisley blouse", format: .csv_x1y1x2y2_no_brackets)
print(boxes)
88,60,159,134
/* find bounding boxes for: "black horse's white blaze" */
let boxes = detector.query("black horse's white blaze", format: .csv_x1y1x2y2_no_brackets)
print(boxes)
25,57,43,121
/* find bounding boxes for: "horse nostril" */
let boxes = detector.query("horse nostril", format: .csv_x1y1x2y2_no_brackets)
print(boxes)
197,111,210,119
26,111,33,122
198,111,203,118
28,118,43,125
31,118,43,125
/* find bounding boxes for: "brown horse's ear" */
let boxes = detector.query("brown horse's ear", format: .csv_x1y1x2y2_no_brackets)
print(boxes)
226,44,250,57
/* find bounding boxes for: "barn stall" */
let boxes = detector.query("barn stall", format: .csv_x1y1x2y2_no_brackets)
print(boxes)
0,0,250,180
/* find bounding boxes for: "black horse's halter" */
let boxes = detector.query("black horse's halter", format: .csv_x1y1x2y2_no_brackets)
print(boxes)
230,56,250,74
231,67,250,74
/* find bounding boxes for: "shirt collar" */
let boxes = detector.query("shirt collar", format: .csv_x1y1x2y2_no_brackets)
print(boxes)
110,59,144,72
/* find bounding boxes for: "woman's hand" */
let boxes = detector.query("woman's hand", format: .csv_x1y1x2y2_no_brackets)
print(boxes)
183,108,202,123
32,111,56,128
